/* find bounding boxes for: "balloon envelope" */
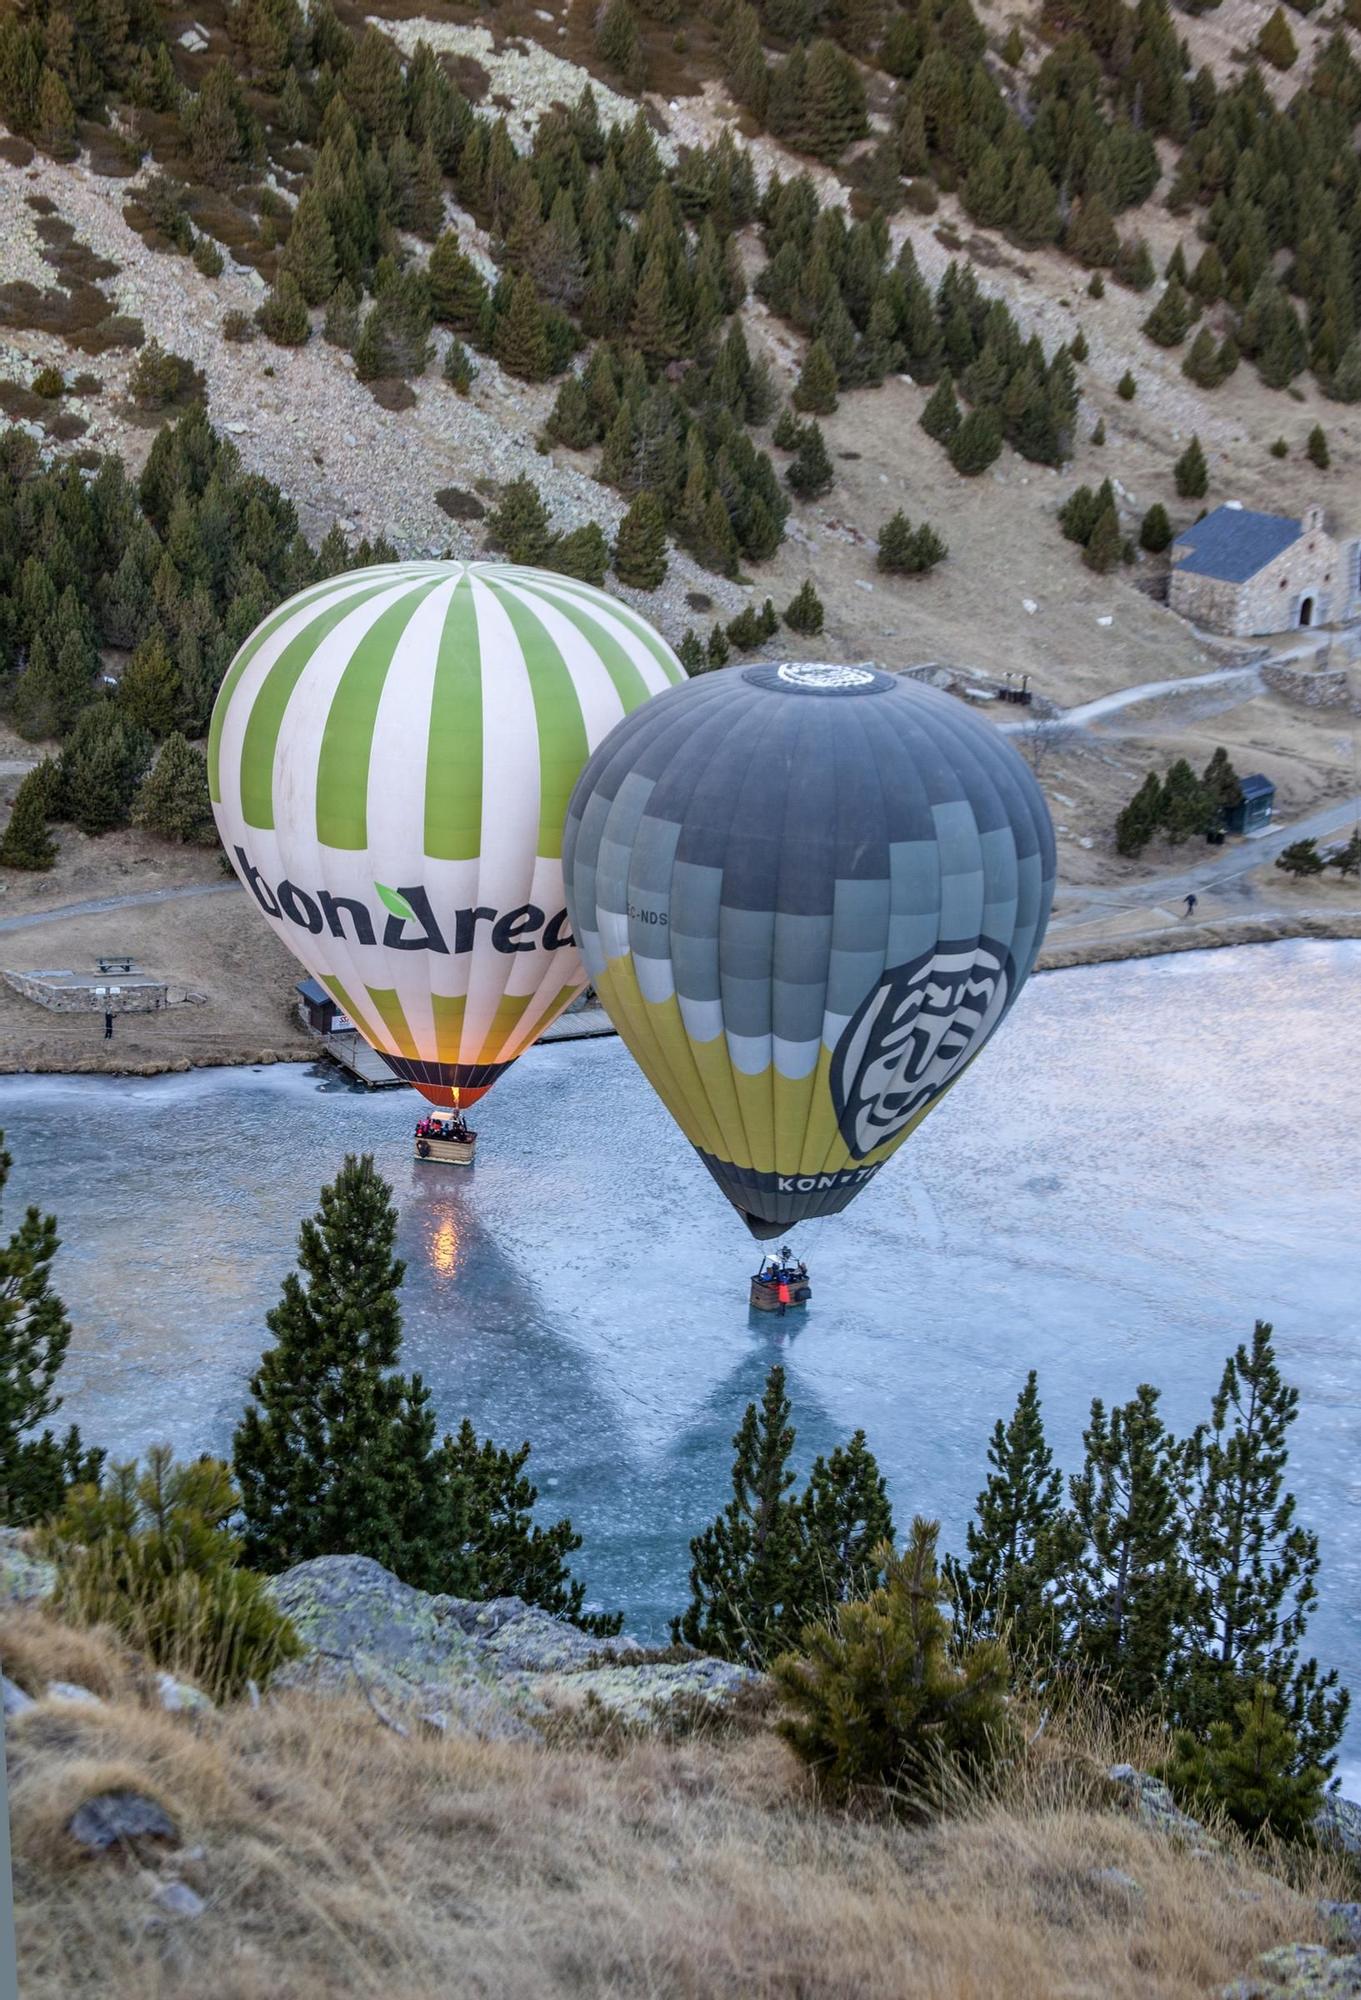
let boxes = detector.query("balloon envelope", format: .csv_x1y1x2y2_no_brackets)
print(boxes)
563,662,1056,1237
210,560,683,1106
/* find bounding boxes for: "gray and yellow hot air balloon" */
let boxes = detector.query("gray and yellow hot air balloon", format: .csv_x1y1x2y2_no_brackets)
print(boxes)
562,661,1055,1238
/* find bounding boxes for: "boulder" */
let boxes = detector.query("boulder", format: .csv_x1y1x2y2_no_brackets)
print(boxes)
156,1673,214,1716
265,1555,760,1736
1321,1909,1361,1952
2,1675,35,1717
0,1528,56,1605
1107,1765,1211,1843
1223,1943,1361,1999
67,1791,179,1855
1316,1796,1361,1858
46,1682,102,1706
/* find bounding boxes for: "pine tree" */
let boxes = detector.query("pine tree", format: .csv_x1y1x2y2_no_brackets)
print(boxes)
1161,756,1212,842
280,188,339,307
671,1365,806,1665
1164,1681,1324,1843
1060,1385,1196,1710
0,762,58,871
1083,500,1122,573
1117,370,1137,400
783,579,824,635
774,1518,1011,1810
486,476,554,566
134,734,215,844
1306,424,1330,471
1177,1322,1349,1770
546,521,609,586
35,66,77,161
1070,328,1089,364
793,338,839,416
677,628,706,674
232,1155,461,1582
1174,434,1207,499
907,523,946,572
944,1372,1072,1658
800,38,868,165
596,0,644,88
877,508,915,572
920,372,961,444
323,277,360,350
56,707,150,836
787,421,834,499
544,374,596,450
1200,746,1242,820
948,405,1003,476
1256,6,1297,69
1328,335,1361,404
706,622,732,668
1328,828,1361,878
441,337,475,395
117,630,182,738
1066,193,1118,269
612,491,669,590
258,271,310,346
1139,502,1173,553
772,404,804,451
493,273,551,382
1143,279,1194,348
428,234,489,335
1275,838,1324,878
0,1131,103,1526
1115,772,1164,856
1115,235,1156,293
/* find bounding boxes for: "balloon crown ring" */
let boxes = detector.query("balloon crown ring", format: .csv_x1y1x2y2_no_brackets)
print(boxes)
744,662,892,696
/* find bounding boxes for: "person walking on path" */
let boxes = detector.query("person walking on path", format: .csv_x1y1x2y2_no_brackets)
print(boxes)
103,1010,114,1039
1182,893,1198,918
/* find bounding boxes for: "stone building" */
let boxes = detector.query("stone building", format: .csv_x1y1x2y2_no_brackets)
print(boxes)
1167,503,1361,638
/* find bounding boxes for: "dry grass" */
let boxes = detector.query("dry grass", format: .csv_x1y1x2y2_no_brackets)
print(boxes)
5,1607,1347,2000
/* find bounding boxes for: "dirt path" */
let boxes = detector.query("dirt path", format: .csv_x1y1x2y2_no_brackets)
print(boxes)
0,882,238,934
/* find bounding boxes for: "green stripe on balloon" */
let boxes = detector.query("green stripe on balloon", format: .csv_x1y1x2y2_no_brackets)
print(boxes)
516,570,684,686
207,579,338,802
512,577,652,717
495,586,589,858
233,580,397,828
316,583,442,850
423,575,484,863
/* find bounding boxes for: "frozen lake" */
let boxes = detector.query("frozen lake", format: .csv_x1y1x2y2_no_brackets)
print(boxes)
4,938,1360,1783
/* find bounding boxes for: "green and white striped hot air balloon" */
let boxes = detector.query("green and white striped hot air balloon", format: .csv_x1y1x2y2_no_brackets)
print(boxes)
210,560,684,1107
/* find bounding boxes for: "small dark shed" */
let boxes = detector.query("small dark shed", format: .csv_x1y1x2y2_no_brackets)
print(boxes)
296,978,353,1035
1224,773,1275,836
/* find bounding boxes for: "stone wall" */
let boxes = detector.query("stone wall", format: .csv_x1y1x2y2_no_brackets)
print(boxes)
1261,662,1361,711
1,971,168,1013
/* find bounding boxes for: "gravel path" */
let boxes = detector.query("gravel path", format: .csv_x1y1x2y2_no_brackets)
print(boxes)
0,881,238,933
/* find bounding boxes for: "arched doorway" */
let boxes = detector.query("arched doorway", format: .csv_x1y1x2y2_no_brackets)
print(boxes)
1299,596,1314,627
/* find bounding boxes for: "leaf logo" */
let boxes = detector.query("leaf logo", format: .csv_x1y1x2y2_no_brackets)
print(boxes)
374,883,417,925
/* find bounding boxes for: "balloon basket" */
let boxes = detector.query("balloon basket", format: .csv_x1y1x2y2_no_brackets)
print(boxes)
748,1273,812,1314
414,1131,476,1167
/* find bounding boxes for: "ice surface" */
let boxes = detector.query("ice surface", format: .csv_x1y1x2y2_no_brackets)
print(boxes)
3,939,1359,1778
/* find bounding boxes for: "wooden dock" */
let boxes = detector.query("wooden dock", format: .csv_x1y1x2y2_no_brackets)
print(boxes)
317,1031,403,1088
310,1002,618,1091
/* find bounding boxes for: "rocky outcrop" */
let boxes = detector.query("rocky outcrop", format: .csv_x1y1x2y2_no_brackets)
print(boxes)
0,1527,57,1605
1223,1943,1361,1998
265,1554,758,1736
1107,1764,1214,1845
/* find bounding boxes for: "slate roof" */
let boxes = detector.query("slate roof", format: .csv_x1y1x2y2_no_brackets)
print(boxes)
1240,774,1275,800
295,977,329,1005
1172,506,1302,583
